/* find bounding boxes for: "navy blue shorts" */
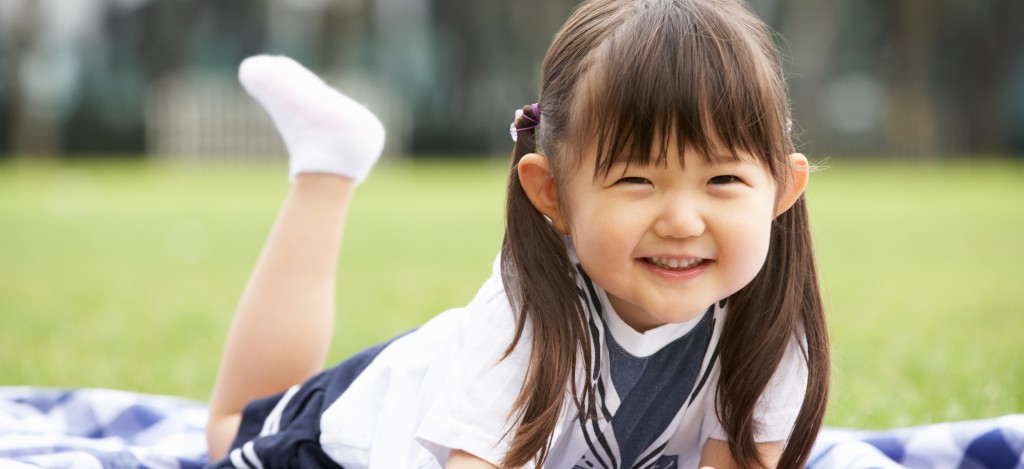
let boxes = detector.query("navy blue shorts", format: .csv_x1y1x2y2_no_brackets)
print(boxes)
206,338,397,469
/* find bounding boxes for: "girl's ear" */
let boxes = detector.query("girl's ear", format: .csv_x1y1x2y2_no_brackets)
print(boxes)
774,153,810,217
517,153,569,234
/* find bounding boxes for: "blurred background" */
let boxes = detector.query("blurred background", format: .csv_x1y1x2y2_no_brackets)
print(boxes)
1,0,1022,430
1,0,1023,160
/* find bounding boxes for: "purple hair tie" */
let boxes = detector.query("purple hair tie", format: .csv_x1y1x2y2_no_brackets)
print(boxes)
510,103,541,142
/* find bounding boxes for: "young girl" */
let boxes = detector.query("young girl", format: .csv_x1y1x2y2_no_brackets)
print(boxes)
206,0,830,467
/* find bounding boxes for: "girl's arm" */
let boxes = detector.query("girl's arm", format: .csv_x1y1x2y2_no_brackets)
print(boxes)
446,450,500,469
446,439,783,469
443,438,781,469
699,438,783,469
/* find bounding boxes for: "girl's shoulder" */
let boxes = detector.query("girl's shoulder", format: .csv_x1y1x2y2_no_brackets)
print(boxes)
409,254,538,466
318,255,532,467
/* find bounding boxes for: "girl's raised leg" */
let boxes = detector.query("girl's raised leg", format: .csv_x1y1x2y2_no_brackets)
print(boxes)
206,55,384,460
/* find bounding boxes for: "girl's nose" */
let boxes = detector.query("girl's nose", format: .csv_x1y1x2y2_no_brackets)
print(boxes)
653,196,706,239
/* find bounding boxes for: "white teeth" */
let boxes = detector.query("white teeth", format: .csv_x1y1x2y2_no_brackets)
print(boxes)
647,257,704,270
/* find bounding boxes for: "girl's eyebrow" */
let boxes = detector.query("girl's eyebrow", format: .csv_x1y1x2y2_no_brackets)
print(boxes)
707,153,756,166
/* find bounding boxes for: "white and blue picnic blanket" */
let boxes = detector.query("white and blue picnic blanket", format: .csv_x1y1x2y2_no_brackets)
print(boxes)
0,387,207,468
1,386,1021,468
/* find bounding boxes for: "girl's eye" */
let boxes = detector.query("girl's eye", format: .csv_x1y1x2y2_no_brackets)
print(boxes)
709,175,740,185
617,177,651,185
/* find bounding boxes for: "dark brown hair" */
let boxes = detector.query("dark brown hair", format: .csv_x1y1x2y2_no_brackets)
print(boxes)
500,0,829,467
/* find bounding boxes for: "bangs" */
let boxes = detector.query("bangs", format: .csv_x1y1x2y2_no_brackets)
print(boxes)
571,0,790,179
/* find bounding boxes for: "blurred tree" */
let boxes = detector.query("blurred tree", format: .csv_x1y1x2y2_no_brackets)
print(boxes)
7,0,60,157
934,0,1024,155
879,0,939,158
772,0,848,154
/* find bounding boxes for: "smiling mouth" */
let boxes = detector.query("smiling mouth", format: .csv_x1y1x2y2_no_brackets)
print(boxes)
643,257,708,271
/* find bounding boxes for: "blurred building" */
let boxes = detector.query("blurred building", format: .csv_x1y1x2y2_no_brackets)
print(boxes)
0,0,1022,159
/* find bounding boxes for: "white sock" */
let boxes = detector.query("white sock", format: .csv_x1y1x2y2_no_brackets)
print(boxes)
238,55,385,183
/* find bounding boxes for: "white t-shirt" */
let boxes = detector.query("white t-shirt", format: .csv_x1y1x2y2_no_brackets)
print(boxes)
318,256,807,468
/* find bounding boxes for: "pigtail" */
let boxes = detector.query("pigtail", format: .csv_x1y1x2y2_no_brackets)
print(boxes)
717,172,830,469
500,104,595,468
775,199,831,469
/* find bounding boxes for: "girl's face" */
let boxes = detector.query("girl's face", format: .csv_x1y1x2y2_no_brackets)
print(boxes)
560,141,784,332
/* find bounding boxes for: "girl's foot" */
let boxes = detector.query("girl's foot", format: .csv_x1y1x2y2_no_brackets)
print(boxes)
239,55,385,183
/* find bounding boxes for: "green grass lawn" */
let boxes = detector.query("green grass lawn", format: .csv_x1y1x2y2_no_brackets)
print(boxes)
0,157,1021,430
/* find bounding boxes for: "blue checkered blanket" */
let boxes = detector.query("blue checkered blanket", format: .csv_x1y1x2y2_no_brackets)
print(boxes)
0,387,207,468
1,387,1021,468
